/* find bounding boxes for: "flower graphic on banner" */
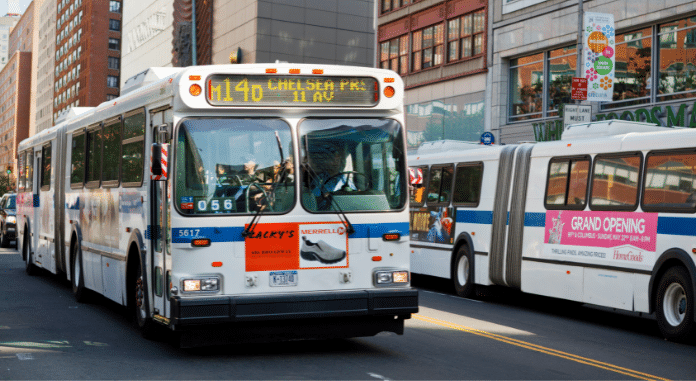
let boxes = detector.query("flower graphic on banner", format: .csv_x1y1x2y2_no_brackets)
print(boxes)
600,76,612,90
596,25,602,31
585,68,598,81
586,50,599,63
601,25,615,38
593,83,600,89
586,26,593,33
602,46,614,58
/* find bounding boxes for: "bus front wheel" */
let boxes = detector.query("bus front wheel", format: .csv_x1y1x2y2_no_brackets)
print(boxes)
656,266,695,342
452,246,474,298
130,260,157,339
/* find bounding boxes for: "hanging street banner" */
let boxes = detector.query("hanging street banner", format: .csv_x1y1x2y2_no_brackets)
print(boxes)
583,12,615,102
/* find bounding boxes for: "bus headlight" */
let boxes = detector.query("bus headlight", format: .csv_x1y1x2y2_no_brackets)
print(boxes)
181,277,220,292
373,270,409,286
6,216,15,224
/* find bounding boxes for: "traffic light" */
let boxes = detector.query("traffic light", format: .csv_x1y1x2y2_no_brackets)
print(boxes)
5,165,11,175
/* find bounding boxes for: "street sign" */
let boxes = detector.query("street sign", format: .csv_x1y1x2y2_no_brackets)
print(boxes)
564,105,592,127
480,132,495,145
571,77,588,100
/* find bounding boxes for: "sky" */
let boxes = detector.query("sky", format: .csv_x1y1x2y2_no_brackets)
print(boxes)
1,0,31,16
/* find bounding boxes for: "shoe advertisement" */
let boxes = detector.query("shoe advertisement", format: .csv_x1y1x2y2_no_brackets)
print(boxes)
245,222,348,272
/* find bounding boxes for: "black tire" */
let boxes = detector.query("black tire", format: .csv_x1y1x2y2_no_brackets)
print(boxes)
656,266,695,342
23,231,36,275
71,243,88,303
131,259,157,339
1,226,8,248
452,246,474,298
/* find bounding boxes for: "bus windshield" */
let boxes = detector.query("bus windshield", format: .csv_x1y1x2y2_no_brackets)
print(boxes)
299,118,406,212
175,118,295,215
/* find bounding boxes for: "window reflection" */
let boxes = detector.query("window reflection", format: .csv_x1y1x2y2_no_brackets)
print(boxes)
644,152,696,210
591,155,641,208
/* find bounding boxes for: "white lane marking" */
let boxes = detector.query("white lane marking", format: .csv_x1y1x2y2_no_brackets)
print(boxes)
368,372,390,380
15,353,33,360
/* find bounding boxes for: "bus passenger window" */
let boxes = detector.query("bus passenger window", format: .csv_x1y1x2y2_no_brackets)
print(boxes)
409,166,426,205
427,168,442,203
545,157,590,209
71,133,85,186
122,110,145,186
439,165,454,203
41,144,51,190
590,154,641,210
453,164,482,205
643,151,696,212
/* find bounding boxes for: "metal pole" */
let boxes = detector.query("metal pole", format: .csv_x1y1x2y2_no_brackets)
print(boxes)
576,0,583,105
191,0,197,66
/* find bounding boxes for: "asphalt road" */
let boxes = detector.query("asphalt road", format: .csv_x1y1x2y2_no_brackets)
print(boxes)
1,247,694,380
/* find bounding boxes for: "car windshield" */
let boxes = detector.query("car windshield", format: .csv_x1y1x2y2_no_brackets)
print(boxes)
5,195,14,209
299,118,406,212
175,118,294,215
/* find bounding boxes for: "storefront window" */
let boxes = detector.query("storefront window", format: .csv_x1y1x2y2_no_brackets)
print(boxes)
547,45,577,116
658,17,696,102
406,97,484,150
510,53,544,121
603,28,652,110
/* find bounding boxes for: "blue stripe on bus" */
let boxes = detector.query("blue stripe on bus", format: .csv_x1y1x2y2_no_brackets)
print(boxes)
524,212,546,227
456,210,493,224
657,216,696,236
167,222,410,244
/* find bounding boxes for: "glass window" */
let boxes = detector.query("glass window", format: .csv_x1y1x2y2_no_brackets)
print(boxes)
412,24,444,71
299,118,405,212
510,53,544,121
545,157,590,208
409,166,427,205
17,151,25,191
658,17,696,101
453,163,482,205
381,0,409,14
448,10,485,62
590,154,641,210
380,35,409,75
41,144,52,190
122,110,145,185
86,127,101,185
109,1,121,13
427,167,442,203
643,151,696,212
547,45,577,116
107,75,118,88
102,118,121,183
26,150,33,192
108,38,119,50
604,27,652,109
109,19,120,31
176,118,296,215
71,132,85,185
108,56,119,70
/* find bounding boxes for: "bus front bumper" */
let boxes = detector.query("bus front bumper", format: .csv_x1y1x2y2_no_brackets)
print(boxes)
170,288,418,326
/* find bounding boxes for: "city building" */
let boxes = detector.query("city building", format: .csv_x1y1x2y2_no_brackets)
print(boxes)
0,15,21,70
121,0,375,87
30,0,57,135
490,0,696,143
0,3,34,177
377,0,488,151
53,0,122,122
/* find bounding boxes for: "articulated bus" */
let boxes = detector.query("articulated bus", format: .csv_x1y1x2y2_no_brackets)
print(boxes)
18,64,417,346
409,121,696,342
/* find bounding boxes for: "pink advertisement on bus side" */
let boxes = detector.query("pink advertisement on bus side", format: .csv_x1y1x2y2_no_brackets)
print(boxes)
544,210,658,263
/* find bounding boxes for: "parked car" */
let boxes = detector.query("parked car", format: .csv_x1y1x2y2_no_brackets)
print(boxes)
0,193,16,248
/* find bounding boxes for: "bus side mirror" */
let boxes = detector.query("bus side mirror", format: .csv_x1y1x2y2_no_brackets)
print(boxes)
150,143,168,180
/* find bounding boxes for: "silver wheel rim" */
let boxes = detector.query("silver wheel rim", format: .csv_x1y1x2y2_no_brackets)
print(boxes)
663,282,687,327
136,276,146,320
457,255,469,286
74,255,81,287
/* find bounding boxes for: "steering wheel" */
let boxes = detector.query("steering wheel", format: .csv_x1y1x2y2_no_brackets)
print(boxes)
246,182,272,212
321,171,369,193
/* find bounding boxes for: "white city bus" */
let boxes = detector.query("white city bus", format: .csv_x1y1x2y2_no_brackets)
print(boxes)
409,121,696,342
18,64,417,346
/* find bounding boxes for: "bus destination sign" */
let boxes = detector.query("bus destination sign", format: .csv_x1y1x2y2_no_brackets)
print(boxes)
206,75,379,107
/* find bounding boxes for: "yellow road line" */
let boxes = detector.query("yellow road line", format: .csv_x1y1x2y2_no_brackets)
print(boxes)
413,314,670,381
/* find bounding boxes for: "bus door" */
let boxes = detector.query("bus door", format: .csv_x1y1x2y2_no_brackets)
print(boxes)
38,143,55,273
150,108,172,318
33,148,52,272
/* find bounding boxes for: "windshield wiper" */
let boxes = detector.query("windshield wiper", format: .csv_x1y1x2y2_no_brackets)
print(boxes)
301,160,354,236
242,132,291,238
